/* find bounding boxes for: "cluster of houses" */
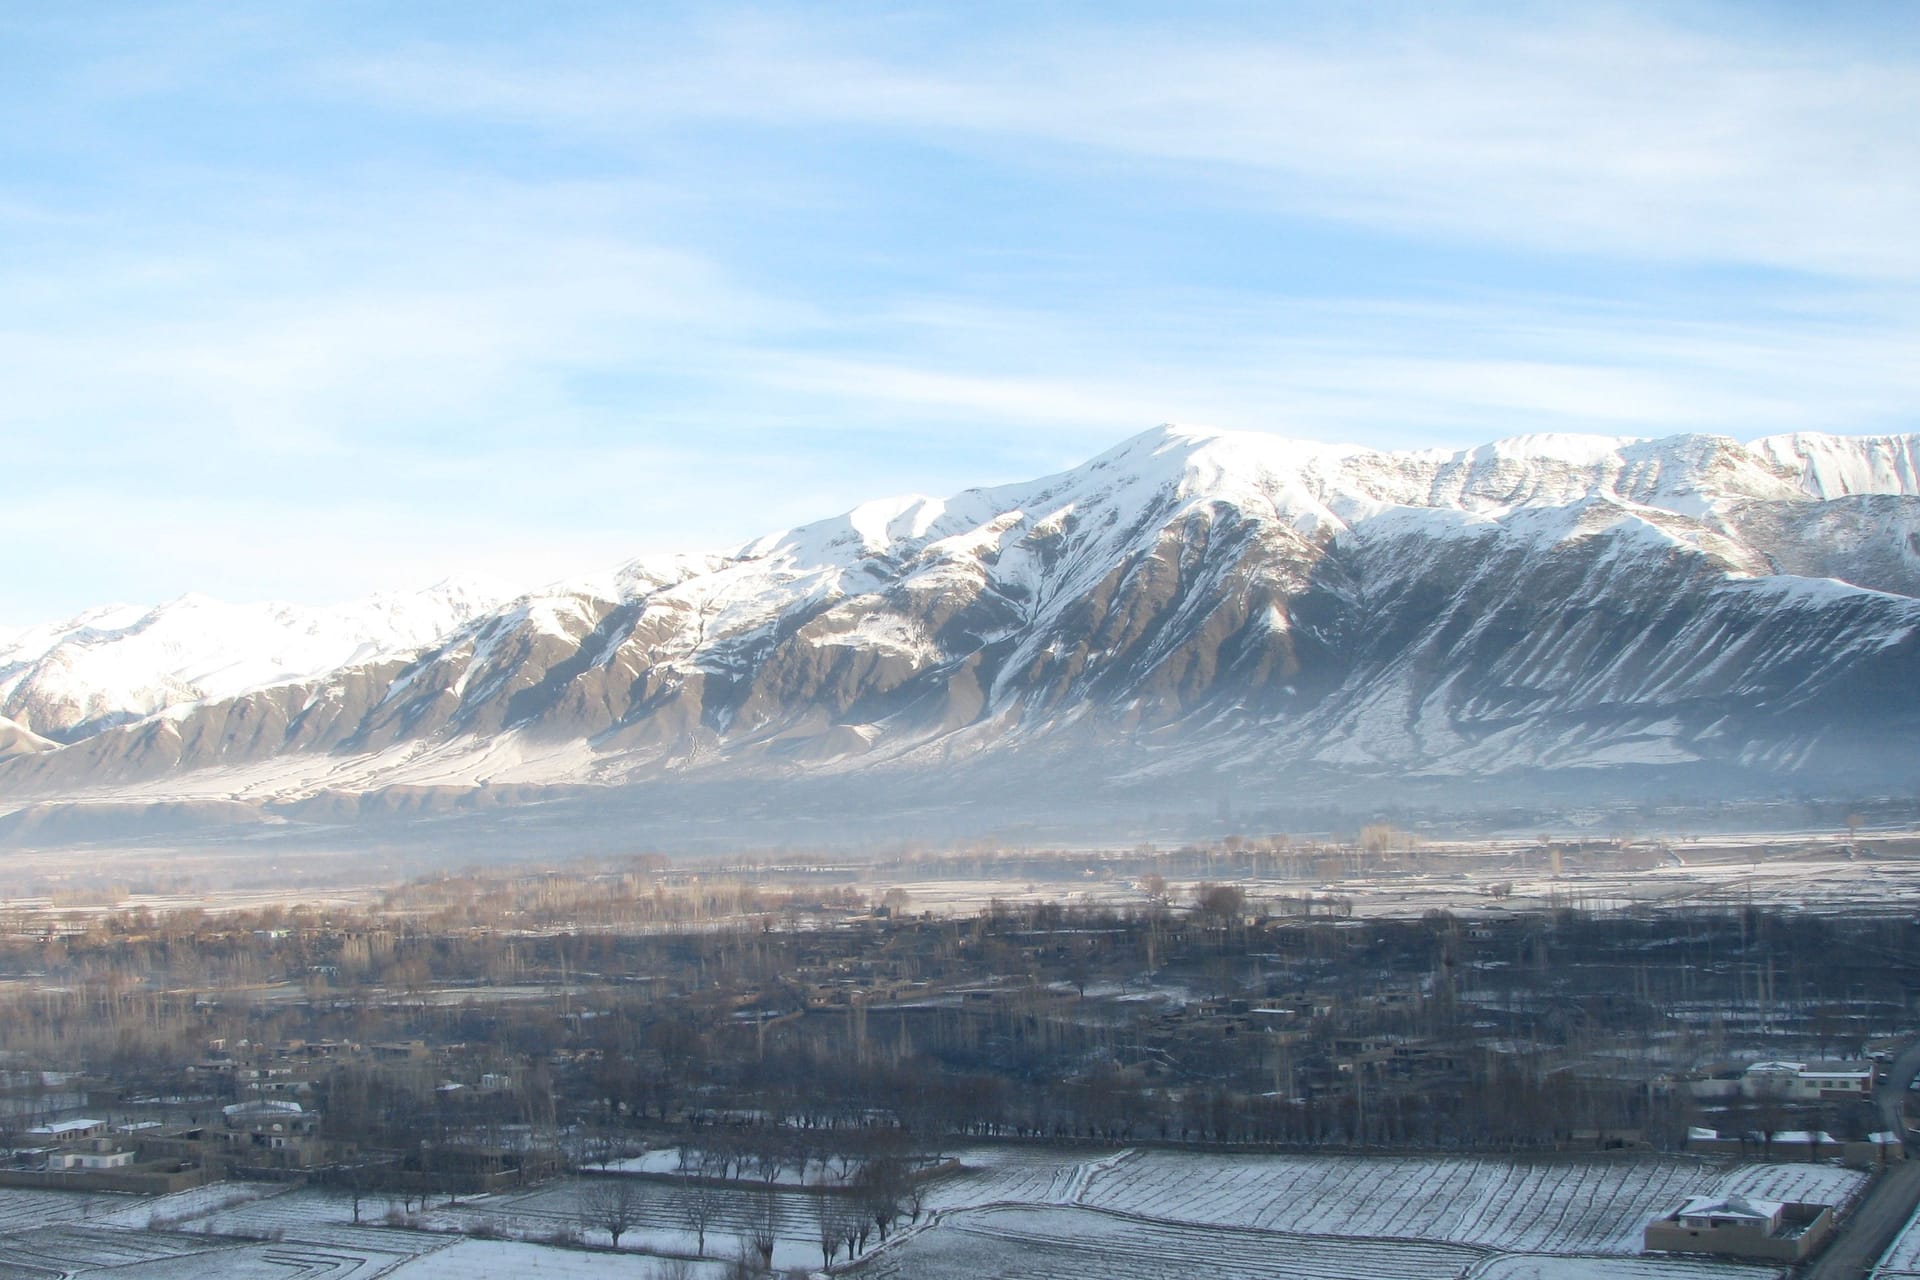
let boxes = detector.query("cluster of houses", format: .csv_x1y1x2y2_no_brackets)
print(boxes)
1687,1058,1878,1103
0,1033,553,1195
5,1100,321,1194
1636,1054,1902,1263
1676,1058,1898,1165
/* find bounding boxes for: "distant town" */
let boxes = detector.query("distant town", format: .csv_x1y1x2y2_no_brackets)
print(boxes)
1,830,1919,1274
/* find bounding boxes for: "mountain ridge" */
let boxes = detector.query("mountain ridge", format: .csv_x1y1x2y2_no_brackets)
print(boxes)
4,424,1919,841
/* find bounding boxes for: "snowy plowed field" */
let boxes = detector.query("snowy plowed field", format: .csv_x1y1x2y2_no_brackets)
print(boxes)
0,1185,457,1280
0,1188,124,1232
1468,1258,1792,1280
0,1147,1865,1280
850,1204,1777,1280
1071,1149,1864,1253
854,1203,1484,1280
843,1147,1864,1279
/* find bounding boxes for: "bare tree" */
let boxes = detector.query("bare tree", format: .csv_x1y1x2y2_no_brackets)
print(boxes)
749,1190,779,1271
902,1168,928,1224
676,1173,721,1256
814,1192,852,1272
337,1156,381,1225
750,1129,791,1186
856,1149,908,1243
577,1177,643,1250
1193,882,1246,923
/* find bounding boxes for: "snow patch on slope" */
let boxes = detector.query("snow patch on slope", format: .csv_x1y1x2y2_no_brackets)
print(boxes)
1755,432,1920,499
0,579,510,737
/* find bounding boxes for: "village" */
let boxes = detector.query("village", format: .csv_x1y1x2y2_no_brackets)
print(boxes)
1,852,1919,1273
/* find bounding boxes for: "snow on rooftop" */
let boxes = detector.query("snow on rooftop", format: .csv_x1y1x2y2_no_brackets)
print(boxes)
1677,1192,1782,1220
28,1118,102,1134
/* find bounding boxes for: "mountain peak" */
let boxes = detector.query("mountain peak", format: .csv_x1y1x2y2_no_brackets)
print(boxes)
7,424,1920,834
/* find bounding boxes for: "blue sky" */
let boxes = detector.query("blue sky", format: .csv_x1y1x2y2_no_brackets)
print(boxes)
4,2,1918,622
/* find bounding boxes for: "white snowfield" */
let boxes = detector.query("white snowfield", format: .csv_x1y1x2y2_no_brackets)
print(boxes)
0,1146,1857,1279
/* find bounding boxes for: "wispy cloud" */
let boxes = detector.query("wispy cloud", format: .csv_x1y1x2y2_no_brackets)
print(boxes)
324,7,1920,278
2,3,1916,622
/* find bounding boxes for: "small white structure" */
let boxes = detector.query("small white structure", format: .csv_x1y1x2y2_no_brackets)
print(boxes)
54,1146,135,1171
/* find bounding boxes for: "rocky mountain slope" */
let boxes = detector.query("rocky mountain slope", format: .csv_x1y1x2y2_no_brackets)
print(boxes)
4,425,1918,836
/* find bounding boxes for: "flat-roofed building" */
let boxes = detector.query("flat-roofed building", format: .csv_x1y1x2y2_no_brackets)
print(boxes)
1644,1194,1835,1262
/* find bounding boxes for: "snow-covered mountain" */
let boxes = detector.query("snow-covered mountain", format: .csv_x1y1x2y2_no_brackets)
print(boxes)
0,581,509,742
4,426,1919,835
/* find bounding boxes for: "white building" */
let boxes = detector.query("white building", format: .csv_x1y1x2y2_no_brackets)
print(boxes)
54,1146,136,1171
1741,1060,1873,1100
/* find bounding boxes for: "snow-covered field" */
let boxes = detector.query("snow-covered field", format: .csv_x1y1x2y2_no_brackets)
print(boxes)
1068,1149,1864,1255
411,1177,824,1271
854,1203,1486,1280
850,1203,1774,1280
370,1238,730,1279
1717,1161,1865,1210
920,1143,1126,1211
1468,1257,1783,1280
0,1185,460,1279
846,1147,1855,1279
0,1186,125,1231
0,1224,236,1276
0,1147,1863,1280
91,1181,282,1229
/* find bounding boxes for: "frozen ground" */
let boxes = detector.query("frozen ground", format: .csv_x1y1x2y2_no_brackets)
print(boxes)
1071,1149,1864,1255
844,1147,1849,1279
1468,1257,1781,1280
0,1185,458,1280
416,1177,823,1272
378,1238,730,1279
90,1182,281,1229
853,1203,1485,1280
0,1187,125,1231
1075,1150,1700,1252
0,1147,1861,1280
850,1204,1776,1280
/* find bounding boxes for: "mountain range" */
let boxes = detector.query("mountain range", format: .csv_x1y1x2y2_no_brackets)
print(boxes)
4,424,1919,848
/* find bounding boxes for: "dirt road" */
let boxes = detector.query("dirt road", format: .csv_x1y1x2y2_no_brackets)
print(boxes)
1804,1152,1920,1279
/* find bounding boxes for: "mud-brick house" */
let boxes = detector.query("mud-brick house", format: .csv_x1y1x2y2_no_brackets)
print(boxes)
217,1099,323,1171
1644,1194,1834,1263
